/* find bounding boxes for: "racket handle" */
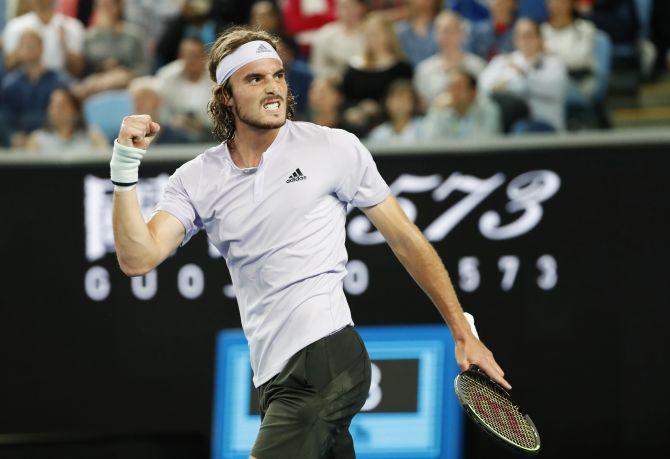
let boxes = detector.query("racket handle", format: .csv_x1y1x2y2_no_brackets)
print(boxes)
464,312,479,339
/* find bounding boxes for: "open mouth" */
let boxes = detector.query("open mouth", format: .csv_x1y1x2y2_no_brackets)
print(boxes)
262,100,281,111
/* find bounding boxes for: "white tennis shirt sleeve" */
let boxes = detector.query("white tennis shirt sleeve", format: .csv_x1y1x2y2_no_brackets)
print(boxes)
330,129,391,208
153,162,203,246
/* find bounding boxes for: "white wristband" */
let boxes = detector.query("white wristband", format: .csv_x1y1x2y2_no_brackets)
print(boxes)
110,140,147,186
464,312,479,339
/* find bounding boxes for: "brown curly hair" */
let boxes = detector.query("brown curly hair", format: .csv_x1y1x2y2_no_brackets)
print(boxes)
207,26,296,142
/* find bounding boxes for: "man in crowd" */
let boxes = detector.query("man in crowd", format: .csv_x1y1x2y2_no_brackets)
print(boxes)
478,18,567,132
423,68,501,139
2,0,85,77
0,29,67,148
156,37,214,141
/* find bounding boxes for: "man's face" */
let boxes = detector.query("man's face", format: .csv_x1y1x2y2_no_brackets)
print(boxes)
491,0,516,17
547,0,573,18
30,0,54,12
17,32,43,64
436,15,462,51
133,88,161,116
251,1,280,31
337,0,366,24
448,72,475,112
179,39,205,77
226,58,288,131
514,19,543,57
386,86,414,119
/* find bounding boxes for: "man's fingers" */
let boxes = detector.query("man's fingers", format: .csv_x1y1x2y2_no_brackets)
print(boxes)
147,121,160,137
480,361,512,390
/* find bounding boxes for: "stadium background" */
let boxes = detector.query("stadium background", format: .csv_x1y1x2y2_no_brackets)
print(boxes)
1,1,669,458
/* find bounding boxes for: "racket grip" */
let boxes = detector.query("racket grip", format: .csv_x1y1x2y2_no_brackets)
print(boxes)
464,312,479,339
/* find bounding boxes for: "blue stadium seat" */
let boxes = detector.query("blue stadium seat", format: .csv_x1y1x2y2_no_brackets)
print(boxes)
83,90,134,141
594,30,613,103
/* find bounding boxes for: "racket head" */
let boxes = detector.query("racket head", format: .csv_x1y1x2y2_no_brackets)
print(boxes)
454,365,541,455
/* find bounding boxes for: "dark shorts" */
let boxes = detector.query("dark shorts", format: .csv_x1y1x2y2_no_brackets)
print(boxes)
251,326,371,459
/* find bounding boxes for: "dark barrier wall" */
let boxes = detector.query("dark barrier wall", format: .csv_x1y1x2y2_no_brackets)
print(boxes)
0,141,668,459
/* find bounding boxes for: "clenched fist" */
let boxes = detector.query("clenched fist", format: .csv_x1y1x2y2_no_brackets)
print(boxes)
117,114,161,150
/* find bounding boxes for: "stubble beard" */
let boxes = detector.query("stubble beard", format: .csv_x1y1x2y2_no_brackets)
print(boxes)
234,102,286,131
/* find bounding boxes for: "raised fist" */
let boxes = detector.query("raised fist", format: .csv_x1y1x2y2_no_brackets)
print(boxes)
117,114,161,150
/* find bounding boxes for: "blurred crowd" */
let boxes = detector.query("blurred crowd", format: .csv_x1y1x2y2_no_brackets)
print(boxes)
0,0,668,153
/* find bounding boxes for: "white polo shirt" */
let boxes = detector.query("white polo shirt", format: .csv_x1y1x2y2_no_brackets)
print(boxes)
154,120,390,386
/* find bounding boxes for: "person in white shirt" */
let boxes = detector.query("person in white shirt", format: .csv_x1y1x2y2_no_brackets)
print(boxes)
423,69,501,140
156,37,214,141
413,10,486,108
310,0,367,81
2,0,85,77
110,27,509,458
541,0,598,104
479,18,568,131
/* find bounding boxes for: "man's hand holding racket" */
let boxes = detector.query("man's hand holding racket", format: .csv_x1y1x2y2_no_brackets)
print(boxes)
456,312,511,390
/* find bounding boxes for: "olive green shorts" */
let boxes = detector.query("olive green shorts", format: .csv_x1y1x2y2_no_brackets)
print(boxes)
251,326,371,459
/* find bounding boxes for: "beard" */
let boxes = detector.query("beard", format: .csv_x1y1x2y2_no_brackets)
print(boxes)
233,101,286,131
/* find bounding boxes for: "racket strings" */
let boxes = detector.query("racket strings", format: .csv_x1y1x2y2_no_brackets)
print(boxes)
459,374,538,449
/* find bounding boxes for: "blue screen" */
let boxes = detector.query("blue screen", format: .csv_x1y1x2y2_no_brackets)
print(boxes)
211,325,463,459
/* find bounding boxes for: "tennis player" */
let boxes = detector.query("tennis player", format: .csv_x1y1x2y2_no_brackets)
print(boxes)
111,27,510,459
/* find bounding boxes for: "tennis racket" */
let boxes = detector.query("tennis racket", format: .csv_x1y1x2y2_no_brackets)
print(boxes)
454,365,541,455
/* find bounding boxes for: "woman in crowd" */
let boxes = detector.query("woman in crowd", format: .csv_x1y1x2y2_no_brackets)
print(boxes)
26,87,107,154
541,0,597,105
341,12,413,136
366,79,423,144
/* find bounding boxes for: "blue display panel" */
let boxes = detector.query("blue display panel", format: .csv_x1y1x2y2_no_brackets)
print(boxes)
211,325,463,459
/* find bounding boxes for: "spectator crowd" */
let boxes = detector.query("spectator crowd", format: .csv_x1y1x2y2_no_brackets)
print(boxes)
0,0,668,152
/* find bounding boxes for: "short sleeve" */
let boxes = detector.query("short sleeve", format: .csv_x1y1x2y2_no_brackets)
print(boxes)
330,130,390,208
153,168,203,246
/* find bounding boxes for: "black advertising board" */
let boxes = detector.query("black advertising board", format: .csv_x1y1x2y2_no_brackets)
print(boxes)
0,142,668,459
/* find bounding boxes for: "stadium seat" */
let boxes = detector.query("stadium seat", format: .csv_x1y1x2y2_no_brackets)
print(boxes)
83,90,134,141
594,30,613,103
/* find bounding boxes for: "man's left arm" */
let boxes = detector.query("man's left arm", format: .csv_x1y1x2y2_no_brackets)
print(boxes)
362,194,512,390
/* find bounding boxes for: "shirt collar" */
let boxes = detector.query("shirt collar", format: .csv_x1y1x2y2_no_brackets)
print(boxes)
223,120,291,172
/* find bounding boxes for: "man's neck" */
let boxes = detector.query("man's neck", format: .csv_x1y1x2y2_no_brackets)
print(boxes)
183,69,202,82
440,47,462,62
24,62,45,81
550,16,573,29
230,122,282,168
35,9,54,24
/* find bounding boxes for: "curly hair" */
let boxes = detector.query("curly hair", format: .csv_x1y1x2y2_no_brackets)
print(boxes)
207,26,296,142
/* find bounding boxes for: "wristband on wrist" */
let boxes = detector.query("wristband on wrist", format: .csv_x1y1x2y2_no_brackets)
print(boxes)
110,139,147,187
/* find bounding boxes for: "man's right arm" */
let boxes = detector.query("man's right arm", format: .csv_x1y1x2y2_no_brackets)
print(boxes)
111,114,185,277
113,191,185,277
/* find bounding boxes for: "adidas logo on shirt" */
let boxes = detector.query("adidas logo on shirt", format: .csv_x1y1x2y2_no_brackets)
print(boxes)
286,168,307,183
256,43,271,53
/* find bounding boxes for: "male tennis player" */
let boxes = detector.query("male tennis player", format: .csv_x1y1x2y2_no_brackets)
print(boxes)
111,27,510,459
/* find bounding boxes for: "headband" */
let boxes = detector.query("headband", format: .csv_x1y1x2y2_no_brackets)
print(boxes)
215,40,283,85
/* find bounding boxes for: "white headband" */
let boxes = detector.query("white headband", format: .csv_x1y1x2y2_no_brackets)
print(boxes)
215,40,283,85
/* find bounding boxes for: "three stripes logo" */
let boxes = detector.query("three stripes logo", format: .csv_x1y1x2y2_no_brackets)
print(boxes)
286,168,307,183
256,43,271,53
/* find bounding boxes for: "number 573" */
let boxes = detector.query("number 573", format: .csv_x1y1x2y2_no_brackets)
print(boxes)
347,170,561,244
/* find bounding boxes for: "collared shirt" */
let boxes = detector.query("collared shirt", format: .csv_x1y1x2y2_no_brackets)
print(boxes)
154,120,390,386
0,69,67,134
394,20,439,67
3,12,84,74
